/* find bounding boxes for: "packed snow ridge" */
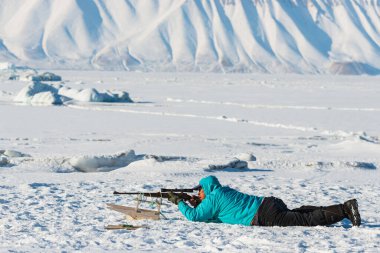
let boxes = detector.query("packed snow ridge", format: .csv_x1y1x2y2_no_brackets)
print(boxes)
1,0,380,75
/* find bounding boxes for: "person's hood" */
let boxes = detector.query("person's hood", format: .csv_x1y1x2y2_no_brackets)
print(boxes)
199,175,222,195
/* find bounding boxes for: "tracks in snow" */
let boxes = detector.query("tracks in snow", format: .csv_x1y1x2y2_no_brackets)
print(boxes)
65,98,380,137
65,102,318,132
166,98,380,112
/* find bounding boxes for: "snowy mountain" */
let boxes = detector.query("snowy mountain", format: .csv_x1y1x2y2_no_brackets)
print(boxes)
0,0,380,74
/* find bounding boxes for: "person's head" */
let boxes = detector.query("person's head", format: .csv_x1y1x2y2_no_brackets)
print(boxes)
197,175,222,200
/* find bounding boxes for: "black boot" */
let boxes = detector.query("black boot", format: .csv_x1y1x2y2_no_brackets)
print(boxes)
321,204,347,225
343,199,361,227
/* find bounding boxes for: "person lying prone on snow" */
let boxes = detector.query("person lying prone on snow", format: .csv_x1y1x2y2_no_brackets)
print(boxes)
168,175,361,227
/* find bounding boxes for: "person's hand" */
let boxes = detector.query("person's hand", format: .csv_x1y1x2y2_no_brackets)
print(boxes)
168,192,182,205
189,196,201,207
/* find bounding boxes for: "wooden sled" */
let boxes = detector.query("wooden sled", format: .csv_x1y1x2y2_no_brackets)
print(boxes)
107,203,160,220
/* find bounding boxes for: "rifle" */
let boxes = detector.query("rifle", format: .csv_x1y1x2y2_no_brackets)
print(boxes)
114,187,197,198
109,189,201,220
160,188,196,193
113,191,193,201
113,188,201,206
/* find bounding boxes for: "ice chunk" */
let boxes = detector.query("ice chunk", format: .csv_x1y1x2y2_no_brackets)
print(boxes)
14,82,58,104
15,83,133,105
1,150,29,158
58,87,133,103
31,91,62,105
75,88,103,102
0,62,14,70
0,155,9,166
235,153,257,162
69,150,138,172
208,159,248,170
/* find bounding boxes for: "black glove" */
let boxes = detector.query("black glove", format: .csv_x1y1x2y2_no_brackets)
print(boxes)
189,196,201,208
168,192,182,205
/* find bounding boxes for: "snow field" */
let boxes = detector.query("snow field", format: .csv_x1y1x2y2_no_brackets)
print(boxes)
0,71,379,252
1,170,379,252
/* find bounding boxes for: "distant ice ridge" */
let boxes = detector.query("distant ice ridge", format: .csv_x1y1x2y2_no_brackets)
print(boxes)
14,82,133,105
1,0,380,75
0,62,63,81
0,62,37,80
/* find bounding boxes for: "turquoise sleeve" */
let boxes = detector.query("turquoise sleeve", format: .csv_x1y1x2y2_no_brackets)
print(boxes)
178,199,215,222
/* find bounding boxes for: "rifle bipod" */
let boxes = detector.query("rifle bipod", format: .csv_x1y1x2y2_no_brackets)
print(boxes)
134,193,164,219
107,194,164,221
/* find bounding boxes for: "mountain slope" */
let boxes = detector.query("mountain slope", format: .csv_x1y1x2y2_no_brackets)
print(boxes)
0,0,380,74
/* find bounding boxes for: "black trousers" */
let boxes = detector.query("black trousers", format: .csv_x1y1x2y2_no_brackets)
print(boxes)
256,197,347,226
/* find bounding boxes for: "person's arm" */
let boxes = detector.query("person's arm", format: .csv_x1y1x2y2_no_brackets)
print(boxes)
178,197,215,222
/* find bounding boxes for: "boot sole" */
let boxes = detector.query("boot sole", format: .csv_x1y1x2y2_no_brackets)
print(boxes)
348,199,361,227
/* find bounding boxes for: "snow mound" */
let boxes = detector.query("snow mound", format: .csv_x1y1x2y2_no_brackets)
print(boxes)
59,87,104,103
0,149,30,158
0,62,38,81
143,154,196,162
0,62,14,70
346,161,377,170
69,150,138,172
13,82,62,105
0,149,30,167
358,133,379,144
68,151,193,172
234,153,257,162
0,150,30,168
14,83,133,105
30,91,62,105
0,155,10,167
207,159,248,171
33,72,62,82
0,62,61,81
58,87,133,103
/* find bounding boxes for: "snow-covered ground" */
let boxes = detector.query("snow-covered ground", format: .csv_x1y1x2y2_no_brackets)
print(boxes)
0,71,379,252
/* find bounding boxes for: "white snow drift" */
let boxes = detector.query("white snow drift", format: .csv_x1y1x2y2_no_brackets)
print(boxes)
69,150,138,172
1,0,380,74
13,82,133,105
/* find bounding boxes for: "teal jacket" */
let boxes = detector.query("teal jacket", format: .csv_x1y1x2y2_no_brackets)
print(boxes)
178,176,263,226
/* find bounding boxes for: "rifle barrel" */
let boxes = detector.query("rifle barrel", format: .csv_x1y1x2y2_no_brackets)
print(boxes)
160,188,195,192
113,191,163,195
112,191,192,200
